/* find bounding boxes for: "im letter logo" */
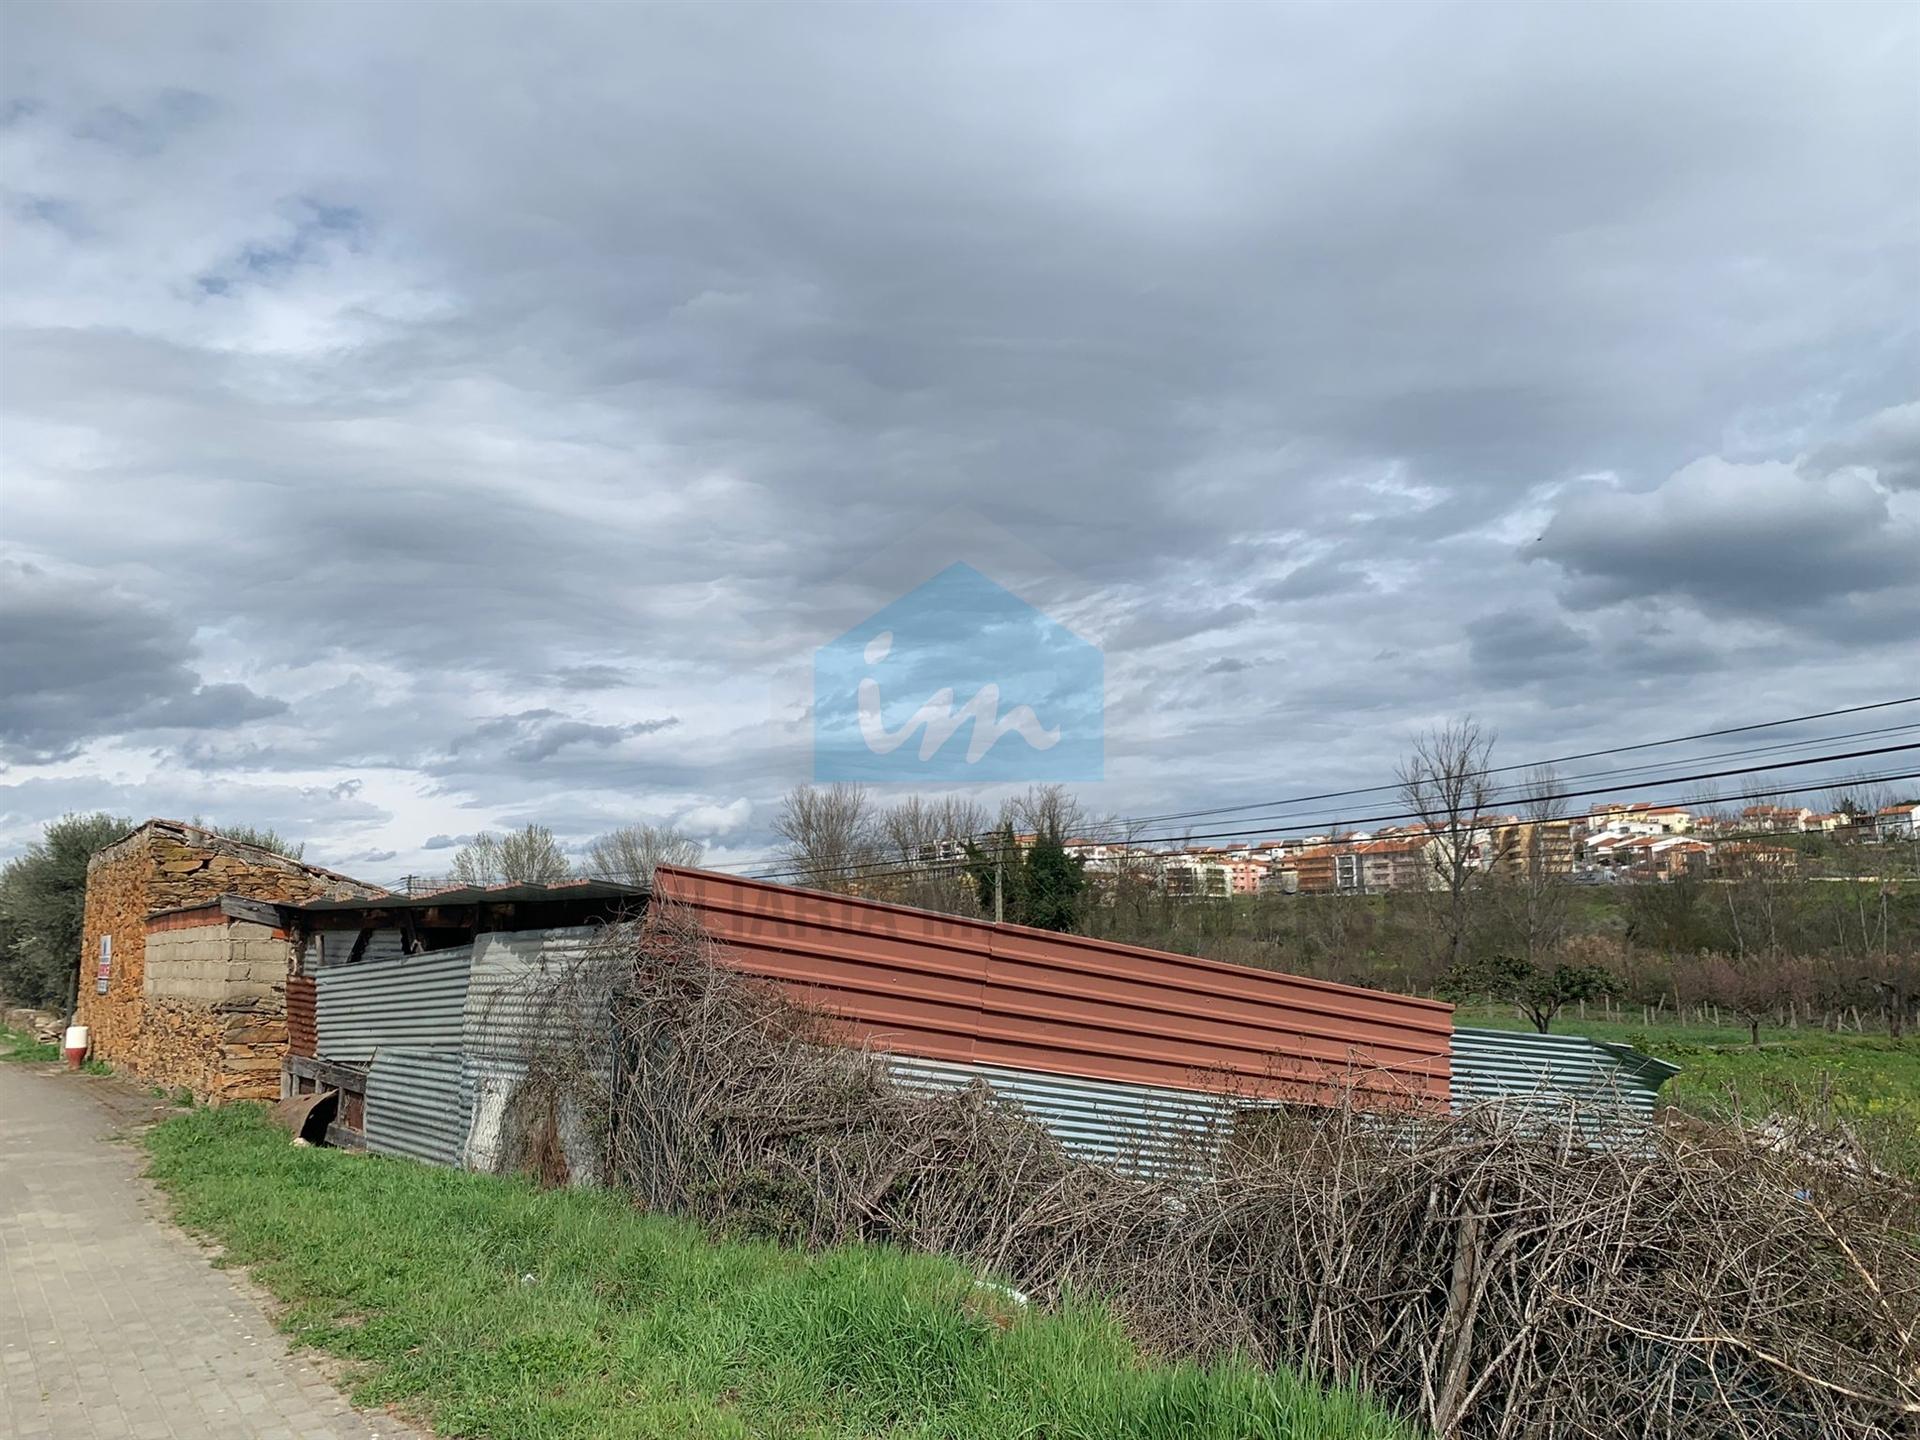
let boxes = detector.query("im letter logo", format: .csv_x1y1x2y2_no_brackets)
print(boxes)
812,563,1103,783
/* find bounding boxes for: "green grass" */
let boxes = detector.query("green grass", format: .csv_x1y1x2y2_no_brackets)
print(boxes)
1455,1004,1920,1174
0,1023,60,1064
146,1107,1412,1440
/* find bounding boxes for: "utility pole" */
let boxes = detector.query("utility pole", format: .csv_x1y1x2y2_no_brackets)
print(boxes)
994,847,1005,924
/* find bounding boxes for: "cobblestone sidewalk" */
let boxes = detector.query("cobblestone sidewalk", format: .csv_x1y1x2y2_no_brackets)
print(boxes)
0,1060,424,1439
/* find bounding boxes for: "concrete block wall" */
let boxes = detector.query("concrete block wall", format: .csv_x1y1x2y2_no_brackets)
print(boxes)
131,915,301,1100
147,920,291,1005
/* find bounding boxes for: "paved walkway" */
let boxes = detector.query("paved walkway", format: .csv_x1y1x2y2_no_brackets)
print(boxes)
0,1060,423,1439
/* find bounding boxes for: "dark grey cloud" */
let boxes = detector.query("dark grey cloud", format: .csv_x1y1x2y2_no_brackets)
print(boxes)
1465,609,1593,686
1256,557,1378,605
1202,657,1251,676
0,773,391,871
552,664,635,691
0,560,287,762
1532,458,1918,617
439,710,683,771
138,682,288,731
1,3,1916,871
1108,601,1258,653
1815,402,1920,492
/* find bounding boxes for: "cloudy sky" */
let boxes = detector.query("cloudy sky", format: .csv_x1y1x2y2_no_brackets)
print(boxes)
2,2,1917,879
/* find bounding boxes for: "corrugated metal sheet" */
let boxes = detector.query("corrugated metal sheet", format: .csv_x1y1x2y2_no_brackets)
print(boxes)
359,929,407,965
461,928,614,1177
364,1048,468,1166
305,928,407,969
1450,1026,1680,1142
654,866,1451,1109
885,1055,1229,1175
462,928,608,1062
286,975,316,1057
313,945,473,1063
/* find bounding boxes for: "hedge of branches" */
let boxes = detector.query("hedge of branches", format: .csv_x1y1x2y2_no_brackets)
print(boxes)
501,904,1920,1440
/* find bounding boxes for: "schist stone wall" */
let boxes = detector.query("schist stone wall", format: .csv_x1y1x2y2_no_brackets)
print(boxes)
77,820,383,1100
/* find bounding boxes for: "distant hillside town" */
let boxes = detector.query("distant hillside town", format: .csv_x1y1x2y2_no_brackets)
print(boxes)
1039,799,1920,900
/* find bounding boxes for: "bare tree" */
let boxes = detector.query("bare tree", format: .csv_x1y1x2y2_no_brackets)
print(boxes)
1687,781,1731,832
1688,949,1803,1047
1828,773,1894,824
872,794,988,916
1719,842,1792,959
1735,768,1783,813
772,783,877,893
451,823,572,885
1488,764,1573,972
1001,784,1086,841
1859,950,1920,1041
1398,717,1499,971
583,824,704,885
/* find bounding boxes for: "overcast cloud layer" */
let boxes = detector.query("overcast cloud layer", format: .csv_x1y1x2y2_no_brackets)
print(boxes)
2,3,1917,879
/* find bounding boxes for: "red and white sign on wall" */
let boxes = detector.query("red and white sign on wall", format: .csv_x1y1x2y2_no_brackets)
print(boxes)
95,934,111,995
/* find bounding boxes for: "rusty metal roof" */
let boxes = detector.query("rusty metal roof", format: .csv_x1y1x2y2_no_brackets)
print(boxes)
653,866,1451,1109
289,879,648,912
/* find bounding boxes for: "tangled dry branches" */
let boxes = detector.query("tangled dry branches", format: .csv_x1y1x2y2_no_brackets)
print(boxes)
502,903,1920,1440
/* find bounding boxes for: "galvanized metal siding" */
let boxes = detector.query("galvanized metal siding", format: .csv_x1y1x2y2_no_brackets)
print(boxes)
461,928,613,1176
307,928,408,969
364,1048,468,1166
461,927,612,1061
654,866,1451,1109
312,945,473,1063
885,1055,1228,1175
1450,1026,1677,1140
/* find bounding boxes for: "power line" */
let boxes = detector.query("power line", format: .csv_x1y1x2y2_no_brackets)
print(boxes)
726,749,1920,890
546,745,1918,892
399,696,1920,894
713,694,1920,882
743,815,1910,895
1113,695,1920,829
729,742,1920,886
1004,723,1920,852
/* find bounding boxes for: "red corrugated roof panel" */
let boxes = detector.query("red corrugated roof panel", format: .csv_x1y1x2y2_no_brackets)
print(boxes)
653,866,1450,1109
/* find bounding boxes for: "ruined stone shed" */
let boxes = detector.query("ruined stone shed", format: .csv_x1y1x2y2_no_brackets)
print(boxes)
77,819,385,1100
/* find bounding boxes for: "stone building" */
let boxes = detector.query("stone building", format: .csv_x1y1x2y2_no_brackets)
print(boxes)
77,820,384,1100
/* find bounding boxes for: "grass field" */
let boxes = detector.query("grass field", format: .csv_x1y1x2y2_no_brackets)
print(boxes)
0,1023,60,1063
146,1107,1411,1440
1455,1005,1920,1174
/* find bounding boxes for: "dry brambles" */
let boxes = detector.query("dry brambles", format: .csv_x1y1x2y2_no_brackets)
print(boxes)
493,903,1920,1440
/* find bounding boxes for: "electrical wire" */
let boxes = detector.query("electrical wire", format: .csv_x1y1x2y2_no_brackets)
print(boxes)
724,749,1920,889
391,696,1920,893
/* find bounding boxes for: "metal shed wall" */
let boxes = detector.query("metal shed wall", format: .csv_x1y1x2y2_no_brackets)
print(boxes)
312,944,473,1063
654,867,1451,1108
1450,1026,1679,1139
461,928,608,1064
305,928,408,970
364,1048,468,1166
884,1054,1230,1175
460,927,611,1178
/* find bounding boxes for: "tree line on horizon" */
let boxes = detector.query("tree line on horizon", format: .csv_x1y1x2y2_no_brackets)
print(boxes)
4,718,1916,1037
